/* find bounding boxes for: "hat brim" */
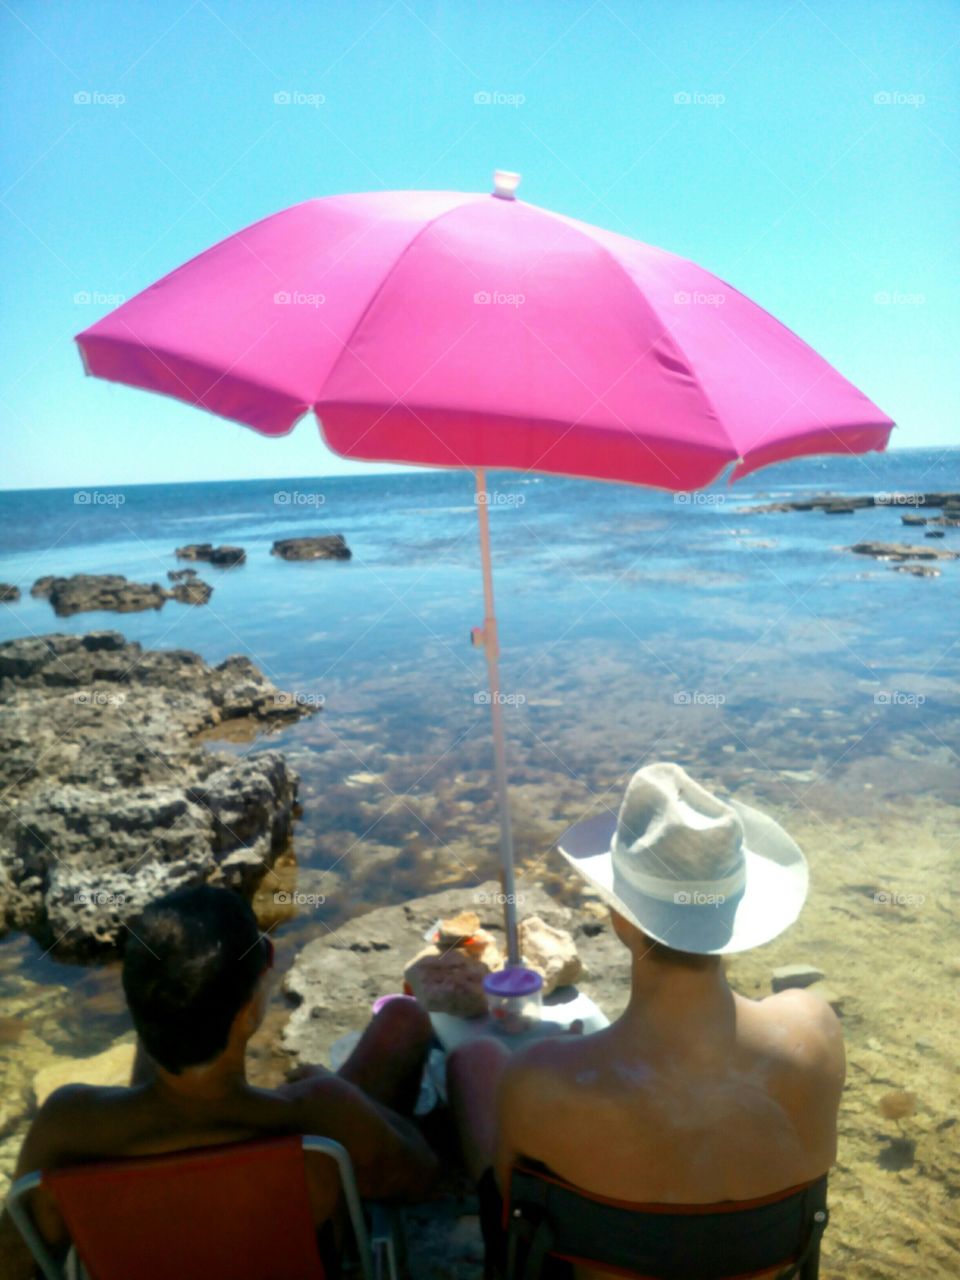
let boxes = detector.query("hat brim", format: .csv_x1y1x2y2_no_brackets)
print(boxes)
557,800,808,955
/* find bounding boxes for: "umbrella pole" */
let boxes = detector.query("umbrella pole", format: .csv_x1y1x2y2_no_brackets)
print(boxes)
474,469,521,965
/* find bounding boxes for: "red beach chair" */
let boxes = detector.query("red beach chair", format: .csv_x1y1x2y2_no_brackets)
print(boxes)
6,1134,397,1280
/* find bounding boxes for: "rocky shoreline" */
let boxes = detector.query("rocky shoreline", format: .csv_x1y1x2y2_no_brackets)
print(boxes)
0,632,315,957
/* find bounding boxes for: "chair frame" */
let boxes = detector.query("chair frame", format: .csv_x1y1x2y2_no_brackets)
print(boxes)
5,1135,399,1280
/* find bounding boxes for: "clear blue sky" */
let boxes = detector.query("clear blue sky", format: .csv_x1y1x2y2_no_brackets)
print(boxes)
1,0,957,489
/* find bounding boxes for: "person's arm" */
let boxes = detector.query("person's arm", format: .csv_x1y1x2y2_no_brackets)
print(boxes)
493,1053,538,1195
297,1073,438,1201
0,1089,79,1280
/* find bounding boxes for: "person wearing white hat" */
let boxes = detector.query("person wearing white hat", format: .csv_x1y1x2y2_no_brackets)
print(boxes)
448,764,845,1278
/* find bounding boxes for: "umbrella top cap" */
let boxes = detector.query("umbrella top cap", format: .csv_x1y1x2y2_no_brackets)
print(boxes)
492,170,521,200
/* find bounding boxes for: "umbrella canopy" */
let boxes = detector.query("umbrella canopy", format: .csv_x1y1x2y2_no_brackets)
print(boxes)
77,175,893,490
76,173,893,966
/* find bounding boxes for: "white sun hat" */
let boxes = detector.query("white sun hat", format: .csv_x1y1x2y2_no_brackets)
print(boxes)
557,762,808,955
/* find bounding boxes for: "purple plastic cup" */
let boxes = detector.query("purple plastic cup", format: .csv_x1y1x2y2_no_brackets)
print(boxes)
483,966,543,1033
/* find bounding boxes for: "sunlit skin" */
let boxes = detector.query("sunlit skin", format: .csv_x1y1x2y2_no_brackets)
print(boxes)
0,972,437,1279
448,909,845,1280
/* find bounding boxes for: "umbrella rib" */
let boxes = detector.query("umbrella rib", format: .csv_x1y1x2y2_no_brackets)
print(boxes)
314,195,482,406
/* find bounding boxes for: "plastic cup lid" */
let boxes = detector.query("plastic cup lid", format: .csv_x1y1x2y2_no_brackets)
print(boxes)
483,966,543,997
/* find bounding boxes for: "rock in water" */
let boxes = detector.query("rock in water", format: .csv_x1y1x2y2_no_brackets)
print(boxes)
209,545,246,567
30,573,215,615
168,578,214,605
174,544,246,567
0,584,20,603
771,964,826,992
31,574,168,615
271,535,352,561
848,542,958,563
0,632,316,957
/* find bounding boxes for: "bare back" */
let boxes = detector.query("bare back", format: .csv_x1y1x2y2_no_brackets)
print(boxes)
498,987,844,1205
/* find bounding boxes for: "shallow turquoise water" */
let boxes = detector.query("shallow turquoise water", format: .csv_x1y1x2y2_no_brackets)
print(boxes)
0,450,957,1005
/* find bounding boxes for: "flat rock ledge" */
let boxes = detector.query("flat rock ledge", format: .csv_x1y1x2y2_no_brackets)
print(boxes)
0,632,315,958
739,491,960,517
31,573,213,615
281,880,629,1065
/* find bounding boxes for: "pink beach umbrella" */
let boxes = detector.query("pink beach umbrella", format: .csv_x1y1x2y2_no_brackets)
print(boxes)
76,171,893,962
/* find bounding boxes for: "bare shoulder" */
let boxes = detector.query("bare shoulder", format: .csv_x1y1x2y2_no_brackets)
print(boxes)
15,1084,104,1174
752,989,845,1077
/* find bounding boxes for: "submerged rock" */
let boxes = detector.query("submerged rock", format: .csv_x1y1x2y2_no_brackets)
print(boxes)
271,535,352,561
0,632,315,957
892,564,942,578
772,963,825,992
